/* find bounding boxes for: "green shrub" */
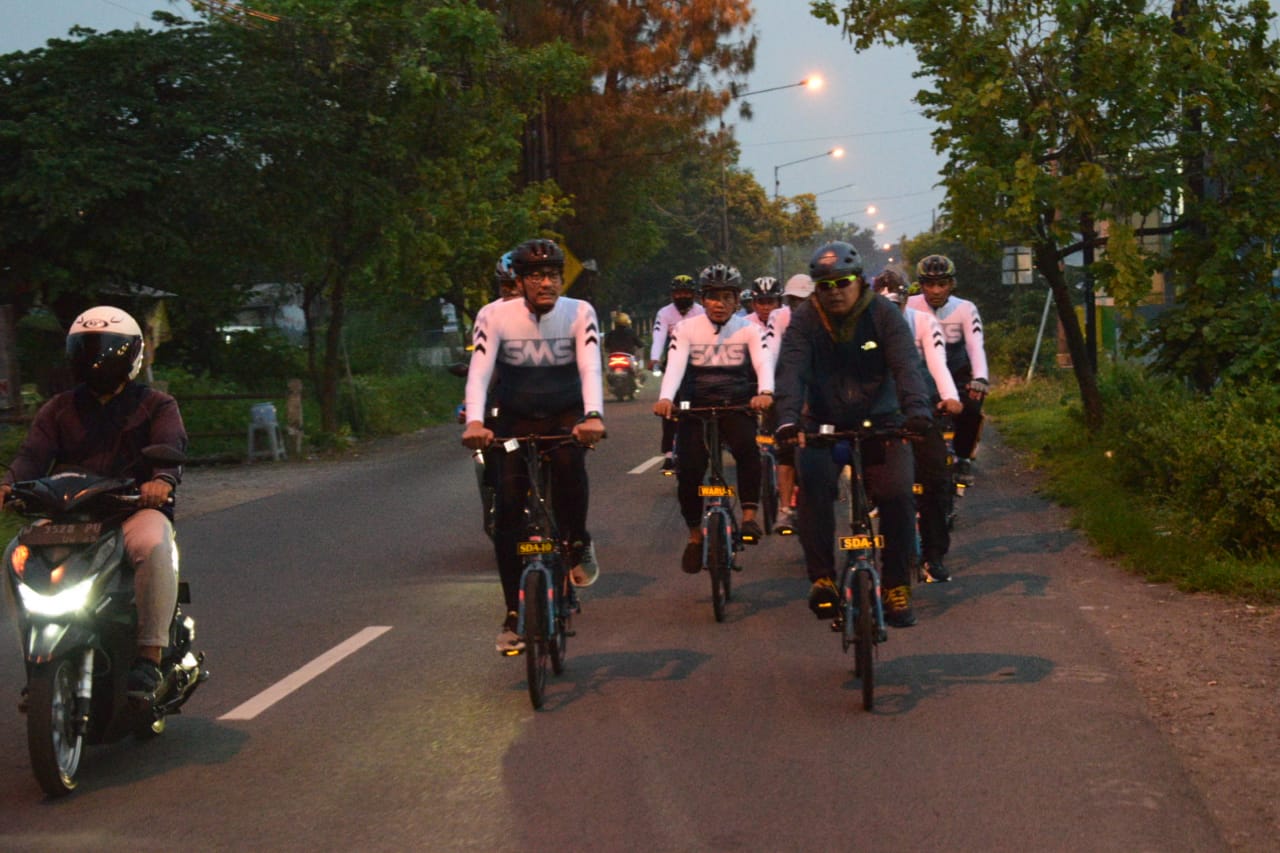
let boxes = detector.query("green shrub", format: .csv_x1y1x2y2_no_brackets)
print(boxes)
339,369,463,436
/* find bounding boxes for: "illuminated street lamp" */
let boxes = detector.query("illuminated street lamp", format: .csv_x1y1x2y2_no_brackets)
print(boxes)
735,75,824,99
774,147,846,276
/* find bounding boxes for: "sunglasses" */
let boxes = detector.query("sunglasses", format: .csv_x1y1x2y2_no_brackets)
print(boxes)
815,275,858,291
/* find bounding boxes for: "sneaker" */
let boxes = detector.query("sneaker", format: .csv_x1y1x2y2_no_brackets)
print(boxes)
739,518,763,545
922,561,951,583
682,541,702,574
808,576,839,619
882,585,917,628
496,611,525,655
660,455,676,476
127,658,163,701
775,507,796,535
955,458,975,487
569,540,600,587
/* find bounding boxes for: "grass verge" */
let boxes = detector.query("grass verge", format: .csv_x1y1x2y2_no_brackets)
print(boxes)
989,375,1280,602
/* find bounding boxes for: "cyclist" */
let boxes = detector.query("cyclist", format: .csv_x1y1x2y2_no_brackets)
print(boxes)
749,276,799,533
774,243,933,628
783,273,814,310
906,254,989,487
653,264,774,574
1,306,187,702
736,287,754,318
461,238,606,653
649,274,706,474
873,269,963,583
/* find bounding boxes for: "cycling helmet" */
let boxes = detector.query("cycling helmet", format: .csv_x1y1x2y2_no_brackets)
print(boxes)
494,251,516,284
740,288,754,306
808,241,863,281
871,269,909,304
916,254,956,282
670,274,697,292
511,238,566,275
698,263,743,291
66,305,145,395
614,312,632,327
752,276,782,300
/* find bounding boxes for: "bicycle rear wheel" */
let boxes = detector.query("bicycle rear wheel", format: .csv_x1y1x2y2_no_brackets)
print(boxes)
854,567,876,711
522,567,550,709
706,512,730,622
550,561,567,675
760,452,778,536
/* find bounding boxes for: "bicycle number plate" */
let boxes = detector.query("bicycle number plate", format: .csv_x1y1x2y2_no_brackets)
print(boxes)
698,485,735,497
840,534,883,550
19,522,102,546
912,483,924,495
517,540,555,555
755,434,775,446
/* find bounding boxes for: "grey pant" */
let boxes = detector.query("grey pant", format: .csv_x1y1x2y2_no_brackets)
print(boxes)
122,509,179,648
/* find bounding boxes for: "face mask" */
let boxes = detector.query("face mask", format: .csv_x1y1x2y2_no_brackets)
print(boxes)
673,296,694,312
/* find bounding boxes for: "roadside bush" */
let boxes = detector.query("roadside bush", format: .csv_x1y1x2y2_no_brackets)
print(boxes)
1096,367,1280,555
214,329,308,389
339,369,463,436
986,319,1056,383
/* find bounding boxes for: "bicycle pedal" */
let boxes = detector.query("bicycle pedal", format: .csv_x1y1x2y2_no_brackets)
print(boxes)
829,620,843,633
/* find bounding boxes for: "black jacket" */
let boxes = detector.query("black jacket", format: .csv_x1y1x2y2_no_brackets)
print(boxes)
774,295,932,429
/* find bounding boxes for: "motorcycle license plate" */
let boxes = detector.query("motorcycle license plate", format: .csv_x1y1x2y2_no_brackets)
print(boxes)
517,540,555,555
840,535,883,550
698,485,735,498
19,522,102,546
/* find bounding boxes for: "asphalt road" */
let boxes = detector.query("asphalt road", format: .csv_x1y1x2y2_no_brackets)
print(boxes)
0,390,1229,851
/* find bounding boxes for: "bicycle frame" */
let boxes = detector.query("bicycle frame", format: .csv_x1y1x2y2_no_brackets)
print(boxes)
829,425,888,644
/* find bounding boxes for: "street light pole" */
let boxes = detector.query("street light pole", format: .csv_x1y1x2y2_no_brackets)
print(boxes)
773,147,845,277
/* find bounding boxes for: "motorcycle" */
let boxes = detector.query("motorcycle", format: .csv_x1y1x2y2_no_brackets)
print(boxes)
606,352,643,402
3,445,208,797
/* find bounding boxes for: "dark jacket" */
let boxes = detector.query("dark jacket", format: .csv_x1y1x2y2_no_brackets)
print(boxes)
774,295,931,429
4,382,187,491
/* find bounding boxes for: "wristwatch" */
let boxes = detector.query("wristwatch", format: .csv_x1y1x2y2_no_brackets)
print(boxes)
582,411,603,421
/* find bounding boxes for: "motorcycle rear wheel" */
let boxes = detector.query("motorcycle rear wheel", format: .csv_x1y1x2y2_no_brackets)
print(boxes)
27,659,83,797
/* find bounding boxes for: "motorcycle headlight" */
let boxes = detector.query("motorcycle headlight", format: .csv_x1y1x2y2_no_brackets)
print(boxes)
17,575,98,617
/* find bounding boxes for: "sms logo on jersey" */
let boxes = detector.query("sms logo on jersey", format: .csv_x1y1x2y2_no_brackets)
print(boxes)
500,338,576,366
688,343,748,367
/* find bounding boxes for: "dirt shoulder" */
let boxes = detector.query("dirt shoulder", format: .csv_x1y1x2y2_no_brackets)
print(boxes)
177,425,1280,850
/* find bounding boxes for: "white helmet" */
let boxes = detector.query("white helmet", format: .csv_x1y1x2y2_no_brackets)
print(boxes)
66,305,145,394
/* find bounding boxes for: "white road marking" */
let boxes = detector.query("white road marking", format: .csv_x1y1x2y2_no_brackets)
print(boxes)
630,455,667,474
219,626,392,721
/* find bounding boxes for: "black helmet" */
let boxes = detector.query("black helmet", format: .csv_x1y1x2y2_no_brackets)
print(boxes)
740,288,754,305
511,238,566,275
752,276,782,299
871,269,909,304
670,274,697,293
698,263,742,291
66,305,145,395
916,254,956,282
809,241,863,281
494,251,516,284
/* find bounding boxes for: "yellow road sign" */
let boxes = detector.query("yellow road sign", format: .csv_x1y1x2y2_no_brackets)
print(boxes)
563,245,583,287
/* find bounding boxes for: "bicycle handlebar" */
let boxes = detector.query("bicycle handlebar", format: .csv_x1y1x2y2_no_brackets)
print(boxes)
799,423,917,443
489,434,602,451
669,404,756,418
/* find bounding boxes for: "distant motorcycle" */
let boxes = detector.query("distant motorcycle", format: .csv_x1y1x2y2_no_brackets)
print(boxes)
606,352,643,402
3,446,207,797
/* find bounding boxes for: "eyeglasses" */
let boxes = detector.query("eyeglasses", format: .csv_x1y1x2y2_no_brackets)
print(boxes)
522,270,563,284
815,275,858,291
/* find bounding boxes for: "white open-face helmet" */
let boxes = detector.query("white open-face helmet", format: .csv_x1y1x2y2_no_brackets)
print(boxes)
66,305,145,394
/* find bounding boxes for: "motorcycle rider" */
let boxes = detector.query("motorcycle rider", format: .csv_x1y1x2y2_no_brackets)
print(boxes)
906,254,989,487
603,312,643,358
648,274,706,474
461,238,606,654
653,264,774,573
1,305,187,702
774,243,933,628
873,268,963,583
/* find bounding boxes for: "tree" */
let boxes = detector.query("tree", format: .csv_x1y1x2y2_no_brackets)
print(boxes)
812,0,1280,428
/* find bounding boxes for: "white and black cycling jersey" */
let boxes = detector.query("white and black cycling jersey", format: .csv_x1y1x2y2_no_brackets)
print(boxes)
761,305,792,369
906,294,988,381
658,313,773,406
649,301,706,365
464,296,603,423
903,305,959,403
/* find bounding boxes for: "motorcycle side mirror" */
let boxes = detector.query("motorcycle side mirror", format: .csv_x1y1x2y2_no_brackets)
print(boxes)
142,445,188,465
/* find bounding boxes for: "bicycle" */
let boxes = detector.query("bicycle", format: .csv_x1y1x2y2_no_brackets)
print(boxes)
491,434,584,710
803,421,911,711
675,402,754,622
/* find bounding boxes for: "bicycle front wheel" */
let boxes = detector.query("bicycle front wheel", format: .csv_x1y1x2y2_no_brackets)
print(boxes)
706,512,730,622
522,567,550,709
550,562,568,675
854,567,876,711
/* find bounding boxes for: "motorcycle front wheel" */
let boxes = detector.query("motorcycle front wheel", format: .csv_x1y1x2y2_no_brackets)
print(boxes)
27,659,84,797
